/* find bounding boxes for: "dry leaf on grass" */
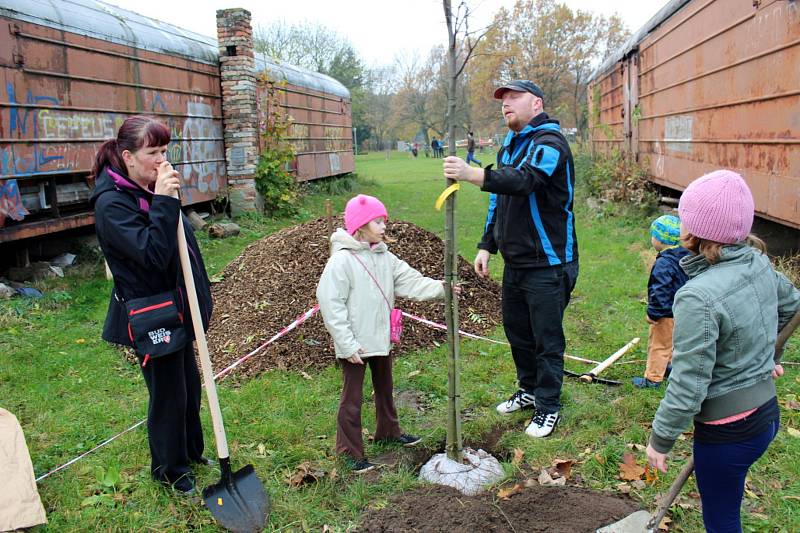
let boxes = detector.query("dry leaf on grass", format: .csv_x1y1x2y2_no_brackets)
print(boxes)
787,427,800,438
407,370,421,378
299,371,312,380
616,482,632,494
619,452,646,481
658,516,672,531
538,468,566,486
286,461,327,487
750,512,769,520
511,448,525,466
549,459,574,480
644,464,659,485
497,483,524,500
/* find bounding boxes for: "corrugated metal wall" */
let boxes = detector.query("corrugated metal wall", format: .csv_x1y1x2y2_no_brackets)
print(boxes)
0,8,225,242
589,0,800,229
260,84,354,181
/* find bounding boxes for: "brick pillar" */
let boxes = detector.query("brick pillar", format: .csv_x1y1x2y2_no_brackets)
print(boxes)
217,8,260,214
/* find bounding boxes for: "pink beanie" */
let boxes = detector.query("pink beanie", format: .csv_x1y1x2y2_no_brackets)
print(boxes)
678,170,754,244
344,194,388,234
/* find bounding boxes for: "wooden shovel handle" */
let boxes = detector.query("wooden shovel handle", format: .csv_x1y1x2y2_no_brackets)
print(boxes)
177,215,230,460
647,456,694,530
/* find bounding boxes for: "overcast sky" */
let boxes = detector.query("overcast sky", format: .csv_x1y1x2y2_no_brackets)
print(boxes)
103,0,665,66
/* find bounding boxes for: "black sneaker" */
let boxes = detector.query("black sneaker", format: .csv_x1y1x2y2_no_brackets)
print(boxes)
496,389,536,414
398,433,422,447
165,475,196,496
345,456,376,474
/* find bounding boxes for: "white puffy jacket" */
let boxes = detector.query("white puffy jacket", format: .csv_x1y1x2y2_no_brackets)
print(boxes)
316,228,445,359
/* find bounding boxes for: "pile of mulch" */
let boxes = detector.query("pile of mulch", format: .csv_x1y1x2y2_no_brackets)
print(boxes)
356,484,639,532
206,217,502,380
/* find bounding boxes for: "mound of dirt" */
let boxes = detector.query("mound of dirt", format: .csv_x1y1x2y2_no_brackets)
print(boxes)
356,484,639,532
206,217,502,379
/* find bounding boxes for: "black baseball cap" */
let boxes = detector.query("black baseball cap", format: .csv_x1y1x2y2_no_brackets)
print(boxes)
493,80,544,100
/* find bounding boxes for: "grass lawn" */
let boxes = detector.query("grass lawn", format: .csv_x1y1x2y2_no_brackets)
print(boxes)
2,149,798,532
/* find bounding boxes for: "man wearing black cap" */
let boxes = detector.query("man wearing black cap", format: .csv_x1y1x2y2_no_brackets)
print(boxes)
443,80,579,438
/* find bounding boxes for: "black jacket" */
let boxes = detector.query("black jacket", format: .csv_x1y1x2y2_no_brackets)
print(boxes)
647,246,690,320
478,113,578,268
89,166,213,347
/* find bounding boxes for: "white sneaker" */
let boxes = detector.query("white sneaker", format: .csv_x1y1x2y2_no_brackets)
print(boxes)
525,410,560,438
496,390,536,414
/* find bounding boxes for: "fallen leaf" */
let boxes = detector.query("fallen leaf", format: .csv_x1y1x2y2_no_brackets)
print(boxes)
538,468,566,486
619,453,646,481
616,482,632,494
407,370,421,378
549,458,574,479
744,489,759,500
782,495,800,501
75,338,86,344
286,461,326,487
644,464,659,485
511,448,525,466
688,491,701,499
787,427,800,438
658,516,671,531
632,479,646,490
594,453,606,465
750,512,769,520
497,483,524,500
299,371,312,380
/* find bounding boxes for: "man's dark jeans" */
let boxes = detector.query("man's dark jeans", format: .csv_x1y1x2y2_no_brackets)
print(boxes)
502,261,579,413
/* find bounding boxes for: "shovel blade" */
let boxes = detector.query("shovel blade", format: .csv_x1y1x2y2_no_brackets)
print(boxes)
203,464,269,533
596,510,652,533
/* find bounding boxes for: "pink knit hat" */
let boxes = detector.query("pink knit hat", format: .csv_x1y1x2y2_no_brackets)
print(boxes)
678,170,754,244
344,194,388,235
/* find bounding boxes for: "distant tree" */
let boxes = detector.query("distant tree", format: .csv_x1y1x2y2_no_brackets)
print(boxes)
467,0,630,137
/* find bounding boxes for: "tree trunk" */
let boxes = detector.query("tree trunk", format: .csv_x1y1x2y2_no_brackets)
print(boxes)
443,0,463,462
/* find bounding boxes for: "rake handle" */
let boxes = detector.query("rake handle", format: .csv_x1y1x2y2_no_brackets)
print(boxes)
580,337,640,382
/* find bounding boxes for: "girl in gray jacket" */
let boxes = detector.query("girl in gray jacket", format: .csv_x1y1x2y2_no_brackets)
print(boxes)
645,170,799,532
317,194,446,473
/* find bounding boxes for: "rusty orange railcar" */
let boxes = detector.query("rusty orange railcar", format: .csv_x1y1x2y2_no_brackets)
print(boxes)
588,0,799,230
0,0,353,244
257,58,354,182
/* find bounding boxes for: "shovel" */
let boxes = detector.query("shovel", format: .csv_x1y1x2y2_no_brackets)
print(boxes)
176,213,269,533
598,309,800,533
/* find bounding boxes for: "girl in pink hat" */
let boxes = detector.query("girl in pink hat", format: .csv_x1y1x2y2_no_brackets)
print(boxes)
645,170,799,532
316,194,448,473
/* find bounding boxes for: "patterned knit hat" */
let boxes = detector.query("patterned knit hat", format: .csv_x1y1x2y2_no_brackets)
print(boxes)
344,194,388,235
678,170,754,244
650,215,681,246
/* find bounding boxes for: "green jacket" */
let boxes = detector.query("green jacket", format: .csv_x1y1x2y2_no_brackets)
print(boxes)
650,245,800,453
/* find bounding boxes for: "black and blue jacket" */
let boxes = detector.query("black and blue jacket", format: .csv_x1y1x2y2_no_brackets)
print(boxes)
647,246,690,320
478,113,578,268
89,166,213,348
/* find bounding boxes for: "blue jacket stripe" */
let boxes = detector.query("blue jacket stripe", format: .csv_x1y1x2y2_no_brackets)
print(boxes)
531,145,560,176
528,194,561,266
485,193,497,233
565,165,574,262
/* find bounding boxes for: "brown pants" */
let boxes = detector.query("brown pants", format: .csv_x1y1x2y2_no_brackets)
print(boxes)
646,317,674,382
336,356,401,459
